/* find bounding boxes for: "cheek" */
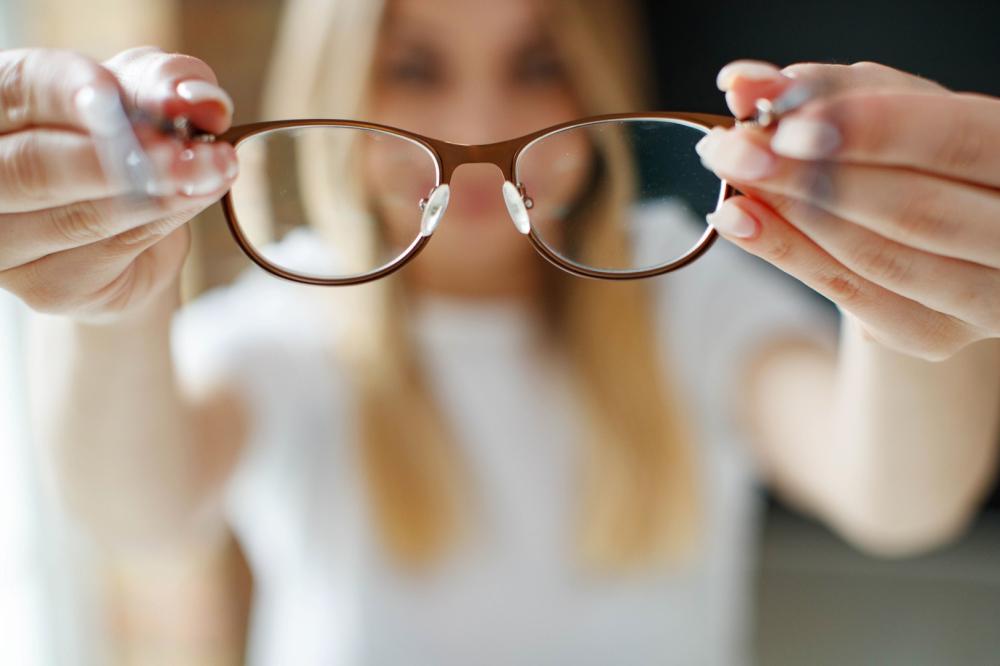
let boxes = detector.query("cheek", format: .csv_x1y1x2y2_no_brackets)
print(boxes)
517,130,593,226
361,133,439,243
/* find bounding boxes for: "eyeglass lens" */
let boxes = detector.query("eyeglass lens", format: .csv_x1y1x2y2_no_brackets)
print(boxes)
227,119,724,281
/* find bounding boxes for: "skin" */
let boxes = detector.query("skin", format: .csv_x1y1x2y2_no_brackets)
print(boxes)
365,0,589,301
2,5,998,664
705,60,1000,551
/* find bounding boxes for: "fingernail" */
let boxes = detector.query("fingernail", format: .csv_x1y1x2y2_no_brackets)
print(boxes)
75,83,129,136
716,61,783,91
176,80,234,117
214,143,239,180
179,144,224,196
771,117,842,159
223,153,239,179
707,205,758,239
725,89,741,116
699,130,776,181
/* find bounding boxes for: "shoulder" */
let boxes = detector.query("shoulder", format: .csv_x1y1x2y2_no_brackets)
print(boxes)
653,234,839,455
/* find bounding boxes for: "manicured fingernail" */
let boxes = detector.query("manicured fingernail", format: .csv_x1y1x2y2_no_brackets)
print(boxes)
179,144,224,196
707,205,758,239
716,60,783,91
176,80,234,117
771,117,842,159
218,144,239,179
699,130,776,181
75,83,129,136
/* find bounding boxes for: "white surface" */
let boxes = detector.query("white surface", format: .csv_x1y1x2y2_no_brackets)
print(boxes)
171,226,839,666
0,293,47,666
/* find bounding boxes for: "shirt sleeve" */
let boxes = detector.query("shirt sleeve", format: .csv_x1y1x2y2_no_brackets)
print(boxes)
169,230,347,445
656,235,841,457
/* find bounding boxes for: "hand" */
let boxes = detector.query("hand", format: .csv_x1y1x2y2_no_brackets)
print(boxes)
698,59,1000,362
0,46,238,324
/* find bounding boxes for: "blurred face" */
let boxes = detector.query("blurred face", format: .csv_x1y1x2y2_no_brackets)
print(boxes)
364,0,587,299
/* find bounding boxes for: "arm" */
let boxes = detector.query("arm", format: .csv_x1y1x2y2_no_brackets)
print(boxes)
0,45,249,663
27,283,252,666
699,59,1000,555
26,281,246,550
738,316,1000,556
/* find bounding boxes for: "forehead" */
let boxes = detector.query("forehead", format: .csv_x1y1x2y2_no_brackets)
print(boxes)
381,0,551,50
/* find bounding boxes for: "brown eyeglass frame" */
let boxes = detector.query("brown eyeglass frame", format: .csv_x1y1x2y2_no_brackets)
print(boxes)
208,111,738,286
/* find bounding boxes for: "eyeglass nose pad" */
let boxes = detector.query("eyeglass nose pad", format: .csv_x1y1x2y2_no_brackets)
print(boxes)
419,184,450,237
502,180,531,235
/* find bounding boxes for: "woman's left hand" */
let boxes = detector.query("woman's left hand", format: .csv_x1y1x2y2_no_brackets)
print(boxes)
698,59,1000,362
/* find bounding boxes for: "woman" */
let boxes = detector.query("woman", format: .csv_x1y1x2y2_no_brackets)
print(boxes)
2,0,999,664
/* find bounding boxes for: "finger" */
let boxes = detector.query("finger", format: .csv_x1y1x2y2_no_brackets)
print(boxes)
737,184,1000,333
104,46,234,135
769,90,1000,189
0,187,223,271
0,222,191,318
0,129,237,212
705,195,975,361
716,59,947,119
697,126,1000,269
715,60,795,119
0,48,124,133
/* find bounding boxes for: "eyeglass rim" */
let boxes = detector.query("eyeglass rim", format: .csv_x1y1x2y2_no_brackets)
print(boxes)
216,111,737,286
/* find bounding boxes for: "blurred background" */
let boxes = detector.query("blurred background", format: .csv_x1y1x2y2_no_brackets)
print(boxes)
1,0,998,664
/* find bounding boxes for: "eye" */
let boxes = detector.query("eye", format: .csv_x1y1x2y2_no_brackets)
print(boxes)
513,50,567,86
383,57,441,86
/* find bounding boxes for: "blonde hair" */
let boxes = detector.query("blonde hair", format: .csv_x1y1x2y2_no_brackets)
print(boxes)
261,0,702,571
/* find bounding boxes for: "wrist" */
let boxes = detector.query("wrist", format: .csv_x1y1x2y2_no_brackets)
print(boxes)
72,276,183,335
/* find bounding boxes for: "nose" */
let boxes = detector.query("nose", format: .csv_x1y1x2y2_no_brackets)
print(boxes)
432,86,517,146
418,163,533,237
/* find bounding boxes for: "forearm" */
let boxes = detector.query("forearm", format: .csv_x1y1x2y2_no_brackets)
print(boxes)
744,312,1000,556
25,280,217,549
820,311,1000,553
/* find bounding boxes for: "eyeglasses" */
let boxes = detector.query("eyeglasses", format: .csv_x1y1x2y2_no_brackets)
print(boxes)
179,111,745,285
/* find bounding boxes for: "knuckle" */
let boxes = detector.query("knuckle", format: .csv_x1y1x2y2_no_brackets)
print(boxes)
48,200,108,244
850,240,912,285
891,184,952,243
2,131,46,200
849,60,888,74
917,316,970,362
107,216,179,249
48,49,115,95
0,49,30,126
145,51,217,86
846,94,894,156
760,236,794,263
106,45,165,67
17,263,74,314
92,263,139,312
781,61,834,79
935,105,984,172
818,270,865,305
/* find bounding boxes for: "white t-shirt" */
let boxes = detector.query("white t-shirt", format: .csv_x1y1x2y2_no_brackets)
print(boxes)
171,227,839,666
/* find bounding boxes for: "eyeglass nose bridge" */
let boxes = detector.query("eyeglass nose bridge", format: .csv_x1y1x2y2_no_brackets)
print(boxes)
423,137,535,235
426,138,521,184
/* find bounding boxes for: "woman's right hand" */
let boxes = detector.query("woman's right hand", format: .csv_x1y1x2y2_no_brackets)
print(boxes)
0,46,238,324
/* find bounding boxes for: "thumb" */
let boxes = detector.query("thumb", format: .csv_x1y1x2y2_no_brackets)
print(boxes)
103,46,234,135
